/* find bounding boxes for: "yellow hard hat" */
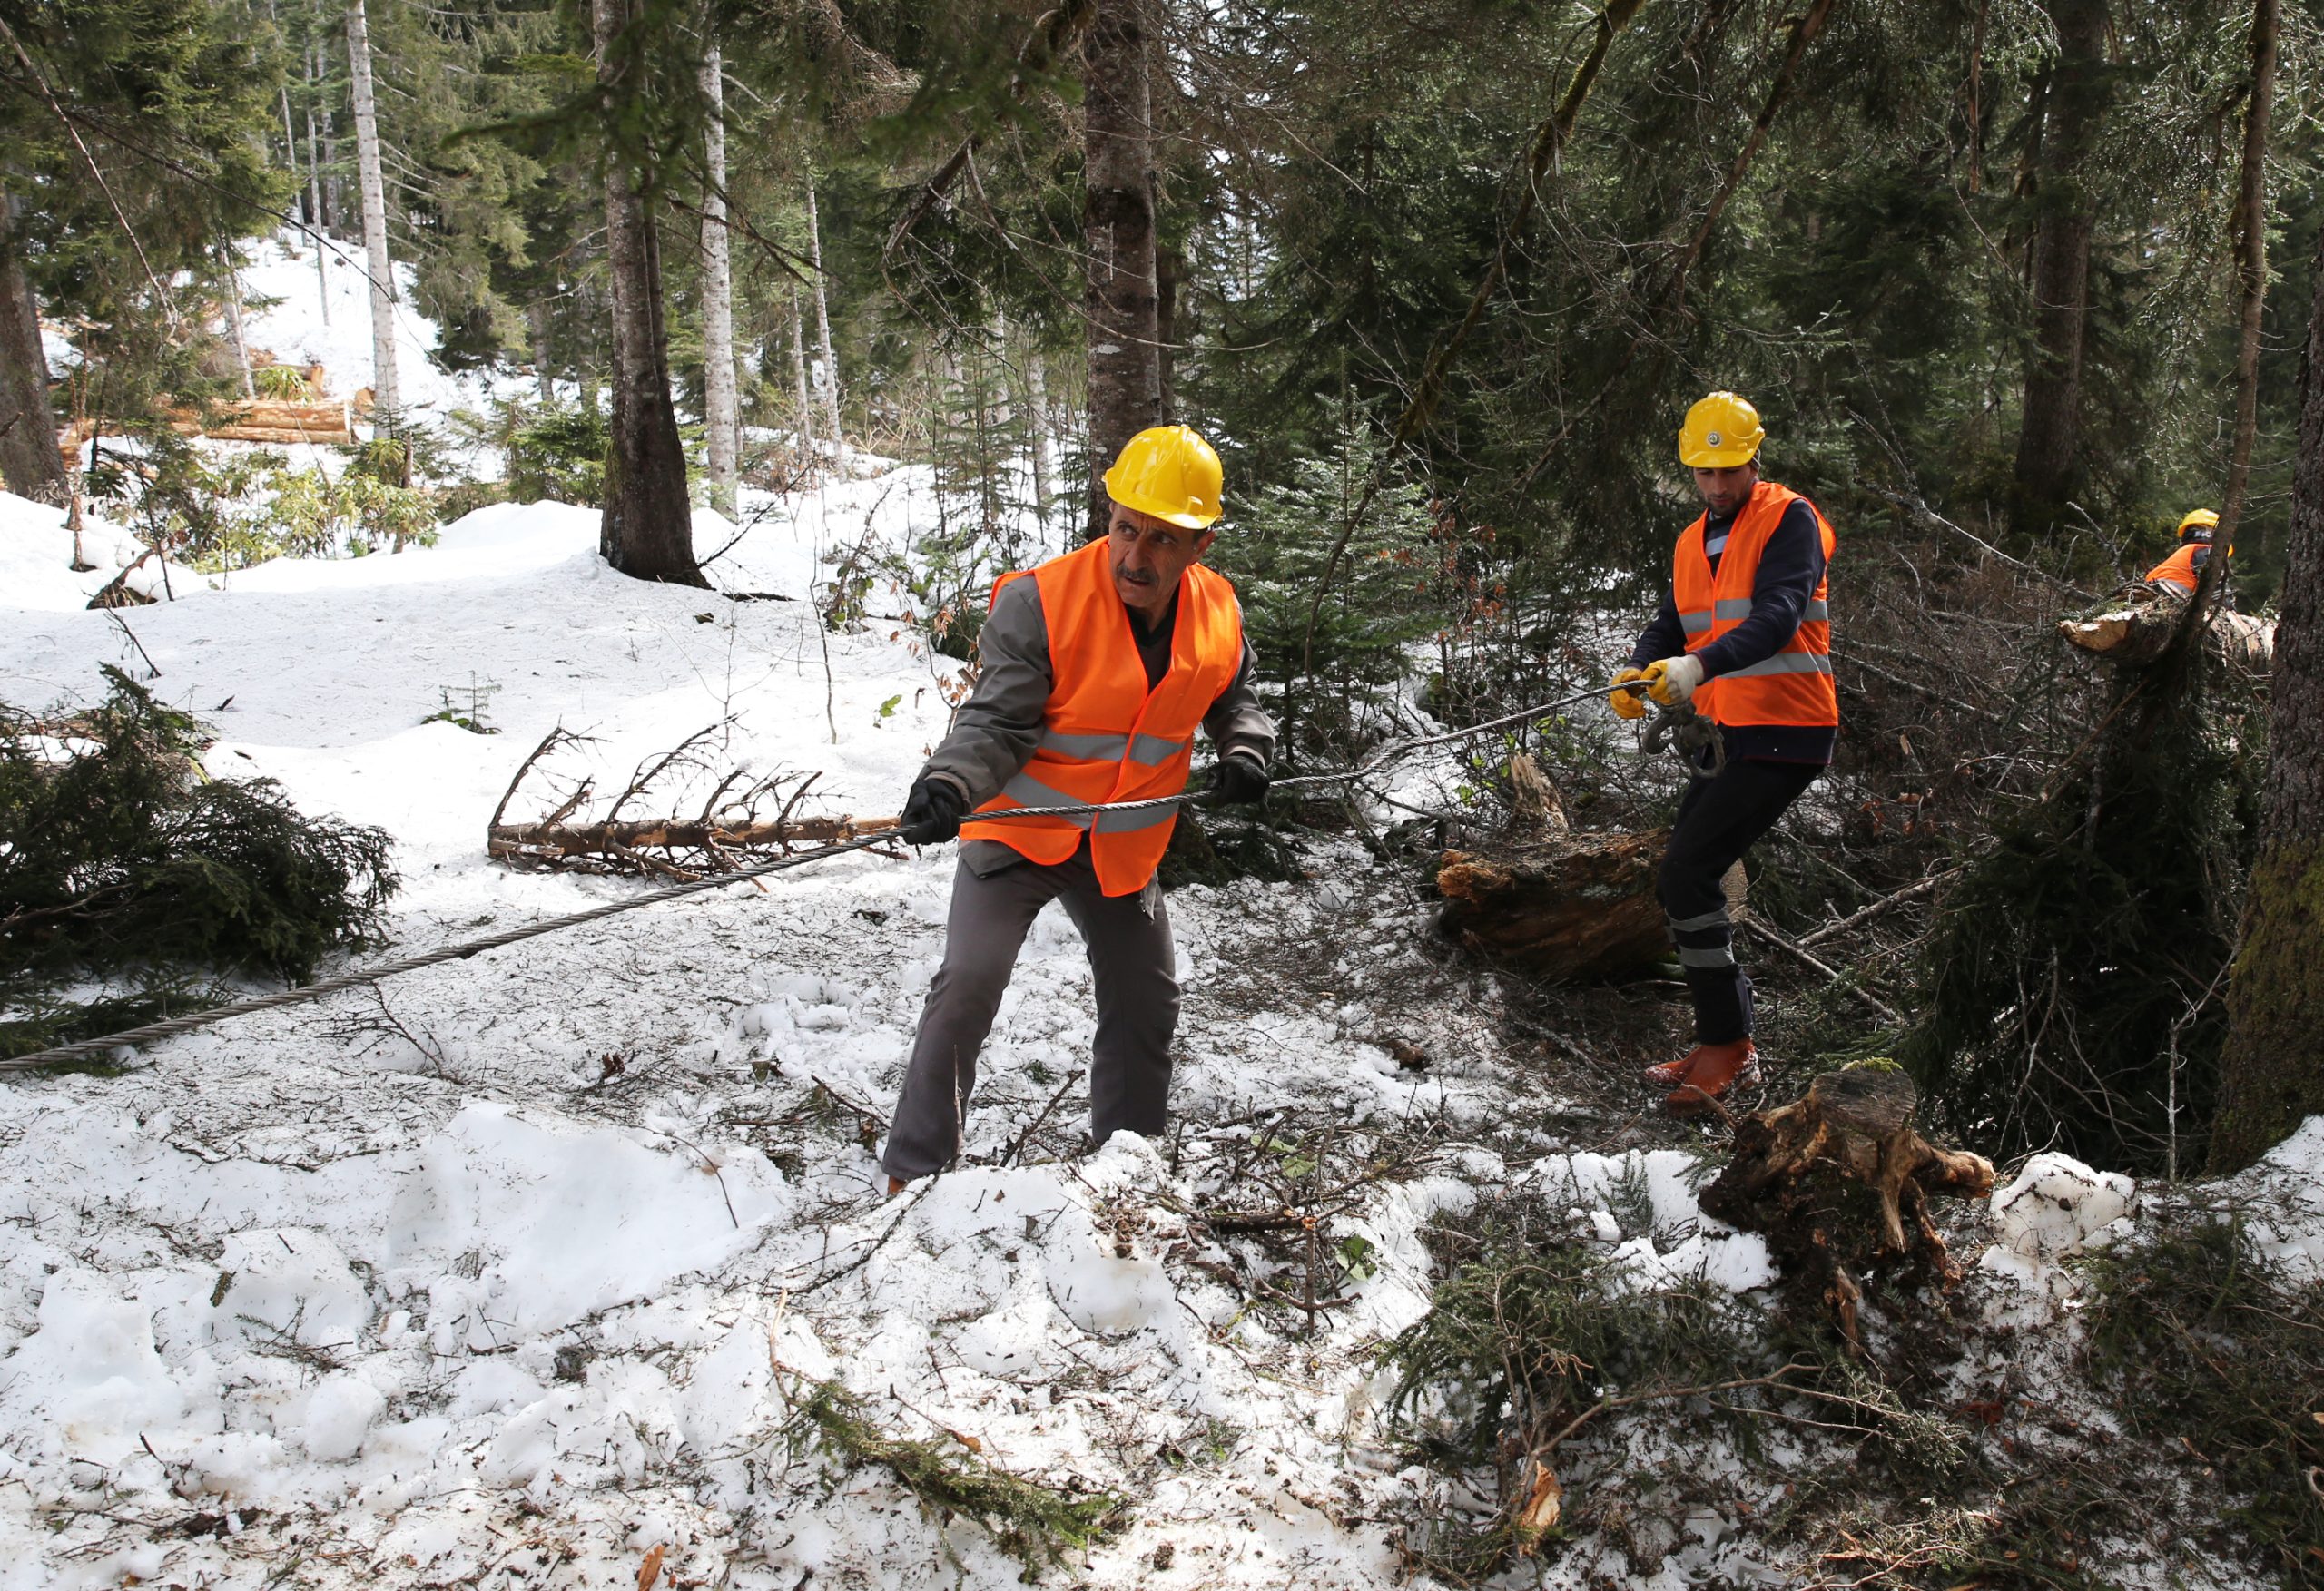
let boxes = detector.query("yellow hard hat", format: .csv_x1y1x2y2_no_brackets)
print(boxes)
2178,507,2221,542
1103,425,1225,530
1679,392,1764,468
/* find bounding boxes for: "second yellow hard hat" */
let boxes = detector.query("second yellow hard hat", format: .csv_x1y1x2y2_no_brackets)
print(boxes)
1679,391,1765,469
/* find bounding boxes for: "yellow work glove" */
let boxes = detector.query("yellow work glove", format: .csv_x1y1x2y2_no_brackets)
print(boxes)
1609,667,1651,721
1642,654,1705,706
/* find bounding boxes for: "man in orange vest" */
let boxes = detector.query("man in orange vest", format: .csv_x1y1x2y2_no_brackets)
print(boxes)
881,425,1275,1191
2144,508,2222,593
1608,391,1837,1113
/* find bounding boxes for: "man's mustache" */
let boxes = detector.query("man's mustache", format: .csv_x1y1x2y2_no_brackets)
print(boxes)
1115,564,1157,584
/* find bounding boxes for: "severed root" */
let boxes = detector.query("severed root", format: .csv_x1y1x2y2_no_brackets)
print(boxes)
1700,1064,1994,1350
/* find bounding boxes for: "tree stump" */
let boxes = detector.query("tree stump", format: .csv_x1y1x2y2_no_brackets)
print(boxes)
1698,1065,1994,1350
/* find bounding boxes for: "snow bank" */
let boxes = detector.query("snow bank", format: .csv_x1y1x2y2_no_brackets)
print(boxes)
0,491,149,613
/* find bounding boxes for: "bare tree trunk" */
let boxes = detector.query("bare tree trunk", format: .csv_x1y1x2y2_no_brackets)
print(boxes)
593,0,704,585
1028,344,1054,540
528,300,554,405
304,38,330,321
0,192,67,506
222,257,256,399
699,46,738,516
2211,0,2276,585
1081,0,1161,541
804,169,844,478
2008,0,2111,539
346,0,399,427
788,289,817,473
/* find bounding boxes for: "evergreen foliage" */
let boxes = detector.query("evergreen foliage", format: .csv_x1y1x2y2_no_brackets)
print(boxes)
2082,1213,2324,1585
0,669,398,1060
1905,668,2265,1174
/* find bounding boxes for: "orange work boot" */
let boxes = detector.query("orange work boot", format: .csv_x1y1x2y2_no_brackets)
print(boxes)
886,1175,908,1197
1643,1045,1712,1088
1664,1039,1759,1115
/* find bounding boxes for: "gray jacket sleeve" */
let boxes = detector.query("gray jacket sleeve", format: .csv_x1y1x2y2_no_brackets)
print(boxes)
921,578,1281,805
1205,640,1275,769
921,576,1053,806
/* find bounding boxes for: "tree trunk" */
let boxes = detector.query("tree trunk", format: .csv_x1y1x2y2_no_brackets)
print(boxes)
2211,221,2324,1173
1155,238,1178,421
528,300,554,405
304,38,330,320
1028,344,1054,542
788,288,817,472
700,46,738,516
2169,0,2277,673
593,0,704,586
805,169,844,479
346,0,399,427
0,193,65,506
1081,0,1162,542
222,259,256,399
2008,0,2111,539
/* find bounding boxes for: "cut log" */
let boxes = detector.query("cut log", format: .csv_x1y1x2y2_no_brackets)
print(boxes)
2059,582,2274,669
1436,829,1670,981
1698,1065,1994,1350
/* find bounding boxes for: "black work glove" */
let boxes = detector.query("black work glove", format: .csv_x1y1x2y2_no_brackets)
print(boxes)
1198,753,1271,808
898,775,969,845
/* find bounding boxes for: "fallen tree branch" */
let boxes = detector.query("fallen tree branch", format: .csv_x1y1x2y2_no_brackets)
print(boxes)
1743,914,1903,1023
489,813,899,861
1796,869,1957,951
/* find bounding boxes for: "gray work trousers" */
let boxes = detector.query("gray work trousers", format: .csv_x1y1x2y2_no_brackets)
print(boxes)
881,841,1179,1181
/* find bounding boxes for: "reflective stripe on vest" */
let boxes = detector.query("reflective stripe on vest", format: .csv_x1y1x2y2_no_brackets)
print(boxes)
1672,481,1838,731
959,539,1245,896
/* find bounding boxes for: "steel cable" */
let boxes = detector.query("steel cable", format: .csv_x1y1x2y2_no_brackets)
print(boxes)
1,683,1709,1074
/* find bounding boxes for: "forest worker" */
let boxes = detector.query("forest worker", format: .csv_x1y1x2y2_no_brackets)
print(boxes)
1608,390,1837,1114
2144,508,2223,594
877,425,1276,1193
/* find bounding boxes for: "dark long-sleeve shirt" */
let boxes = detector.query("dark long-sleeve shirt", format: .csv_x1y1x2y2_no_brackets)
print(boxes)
1630,495,1836,764
923,572,1276,874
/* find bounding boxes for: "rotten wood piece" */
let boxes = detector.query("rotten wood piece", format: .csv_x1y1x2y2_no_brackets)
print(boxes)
1699,1065,1994,1352
1435,828,1670,981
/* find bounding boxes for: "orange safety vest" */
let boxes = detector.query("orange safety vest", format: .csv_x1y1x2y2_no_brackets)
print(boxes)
2144,542,2204,592
1673,481,1837,729
959,539,1246,896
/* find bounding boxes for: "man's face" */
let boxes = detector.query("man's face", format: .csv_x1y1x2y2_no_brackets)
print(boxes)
1107,502,1215,618
1691,462,1759,517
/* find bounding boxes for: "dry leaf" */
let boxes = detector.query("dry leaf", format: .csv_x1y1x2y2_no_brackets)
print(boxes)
637,1544,665,1591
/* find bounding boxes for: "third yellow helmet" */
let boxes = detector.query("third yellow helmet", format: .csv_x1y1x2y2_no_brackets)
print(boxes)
1679,391,1765,469
2178,507,2221,542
